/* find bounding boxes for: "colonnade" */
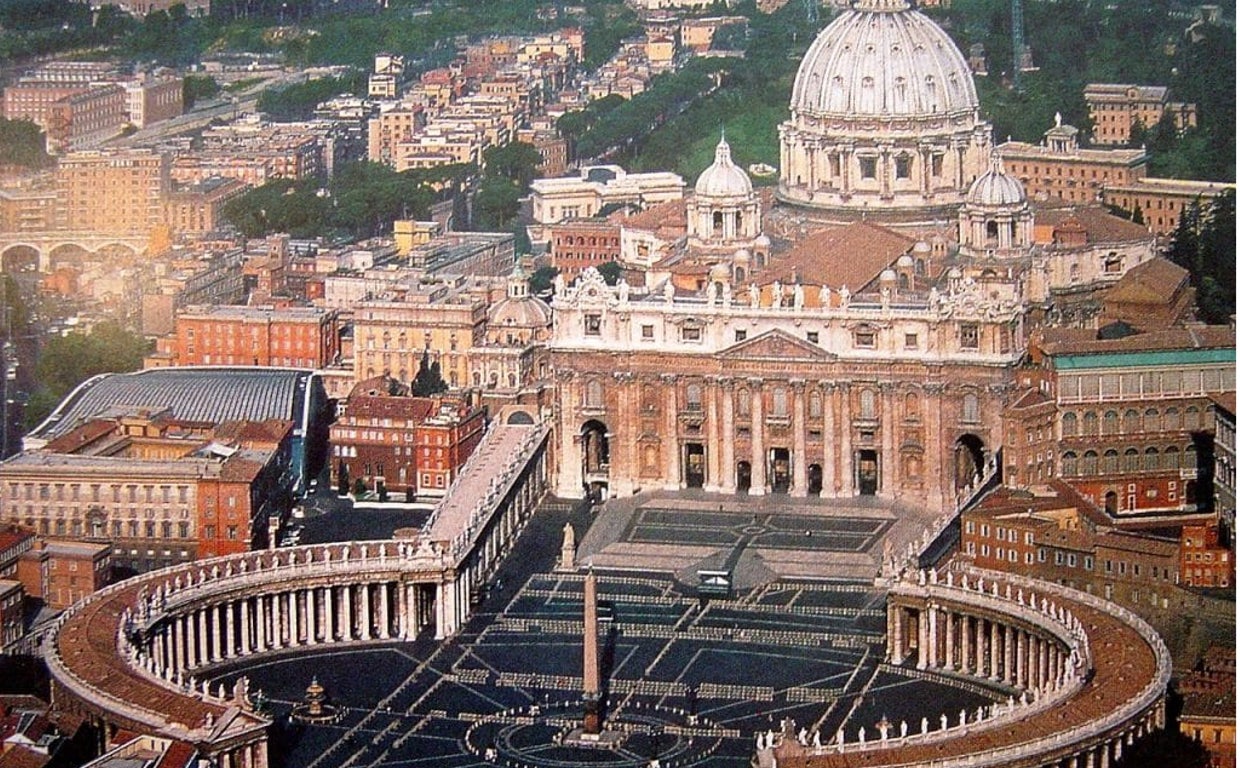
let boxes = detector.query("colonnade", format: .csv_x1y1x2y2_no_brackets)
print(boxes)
889,602,1064,692
144,581,438,677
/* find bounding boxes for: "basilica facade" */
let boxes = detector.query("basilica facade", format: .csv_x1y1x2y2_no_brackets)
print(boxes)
547,0,1169,514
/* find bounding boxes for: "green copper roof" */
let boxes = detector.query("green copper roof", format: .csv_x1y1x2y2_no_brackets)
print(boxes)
1054,348,1236,370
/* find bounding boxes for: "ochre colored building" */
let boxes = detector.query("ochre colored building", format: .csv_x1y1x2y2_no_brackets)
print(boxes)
164,305,340,369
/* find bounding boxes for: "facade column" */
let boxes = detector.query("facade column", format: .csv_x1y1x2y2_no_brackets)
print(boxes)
928,605,939,667
214,603,226,661
662,374,680,490
706,377,722,493
720,379,736,493
925,382,945,511
196,611,208,666
880,384,895,495
839,384,852,494
791,380,808,497
322,587,335,641
749,380,766,495
821,384,836,496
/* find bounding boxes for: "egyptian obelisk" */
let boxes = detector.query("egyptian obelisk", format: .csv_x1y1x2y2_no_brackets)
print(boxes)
582,567,601,734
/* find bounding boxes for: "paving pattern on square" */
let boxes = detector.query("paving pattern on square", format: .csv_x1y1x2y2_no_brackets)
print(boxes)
212,567,1001,768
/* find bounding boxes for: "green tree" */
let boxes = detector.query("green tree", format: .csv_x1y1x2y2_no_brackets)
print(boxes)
411,350,447,396
482,141,543,189
0,119,52,169
472,177,521,230
598,261,623,286
337,460,350,496
182,75,220,109
529,266,559,297
28,322,150,428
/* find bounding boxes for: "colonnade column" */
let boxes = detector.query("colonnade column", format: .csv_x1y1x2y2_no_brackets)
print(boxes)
360,584,372,641
888,603,905,665
1017,630,1027,688
239,598,251,655
927,605,939,667
378,583,390,639
343,584,354,639
989,620,1001,679
916,608,929,669
974,616,986,674
838,384,852,495
944,611,956,671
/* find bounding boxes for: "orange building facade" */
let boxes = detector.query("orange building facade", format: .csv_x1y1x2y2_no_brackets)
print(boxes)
166,305,340,369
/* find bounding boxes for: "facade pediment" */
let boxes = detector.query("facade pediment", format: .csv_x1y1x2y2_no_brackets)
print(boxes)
719,329,836,362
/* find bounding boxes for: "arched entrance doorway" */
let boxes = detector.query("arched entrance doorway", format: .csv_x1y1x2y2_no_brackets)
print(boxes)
736,461,751,494
581,420,609,502
807,464,823,496
953,434,986,490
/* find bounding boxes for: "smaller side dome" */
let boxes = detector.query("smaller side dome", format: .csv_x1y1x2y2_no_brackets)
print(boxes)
966,154,1026,207
708,261,732,283
695,134,753,198
896,254,915,269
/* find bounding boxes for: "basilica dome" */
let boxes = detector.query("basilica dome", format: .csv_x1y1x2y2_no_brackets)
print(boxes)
695,136,753,199
790,0,978,119
777,0,993,225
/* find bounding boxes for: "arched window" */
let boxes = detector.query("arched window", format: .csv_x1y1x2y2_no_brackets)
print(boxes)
1062,412,1078,436
1163,446,1180,471
1164,408,1180,432
1144,408,1160,432
1124,448,1140,473
1102,449,1119,474
1062,452,1078,476
1082,411,1098,435
772,387,788,417
962,393,980,423
1123,409,1139,433
860,389,877,420
473,372,481,386
1143,447,1160,471
904,392,919,420
1082,450,1098,474
1103,411,1119,435
1184,443,1197,470
508,372,517,388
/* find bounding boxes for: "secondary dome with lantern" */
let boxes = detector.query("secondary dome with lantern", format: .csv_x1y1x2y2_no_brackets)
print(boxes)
695,136,753,199
777,0,994,225
966,155,1027,207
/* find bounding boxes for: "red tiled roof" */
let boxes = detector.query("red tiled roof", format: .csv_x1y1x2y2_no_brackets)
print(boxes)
1104,257,1189,305
1034,204,1154,243
758,221,914,292
1039,324,1235,356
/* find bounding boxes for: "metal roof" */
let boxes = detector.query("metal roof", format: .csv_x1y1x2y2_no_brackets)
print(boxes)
28,367,312,442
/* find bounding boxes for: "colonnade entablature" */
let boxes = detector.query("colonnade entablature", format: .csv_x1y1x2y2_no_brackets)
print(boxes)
758,565,1172,768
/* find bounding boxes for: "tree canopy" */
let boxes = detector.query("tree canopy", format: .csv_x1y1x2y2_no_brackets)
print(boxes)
411,350,448,397
27,322,150,428
1164,189,1236,324
0,119,51,169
